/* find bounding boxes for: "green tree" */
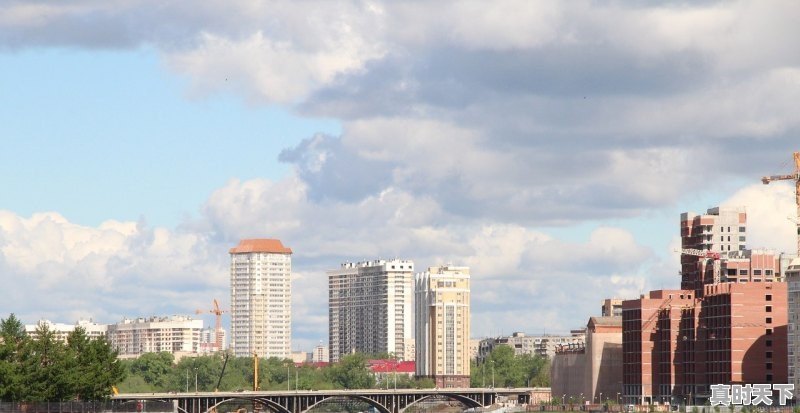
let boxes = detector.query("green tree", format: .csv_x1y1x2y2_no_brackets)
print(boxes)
326,353,375,389
128,352,174,389
0,314,27,401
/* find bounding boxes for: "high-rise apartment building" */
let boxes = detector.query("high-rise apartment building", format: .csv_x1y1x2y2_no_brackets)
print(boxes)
328,259,414,362
415,265,470,388
312,343,330,363
230,239,292,358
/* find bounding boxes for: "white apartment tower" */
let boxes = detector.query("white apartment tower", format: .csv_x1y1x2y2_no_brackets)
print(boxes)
230,239,292,358
415,265,471,388
327,259,414,362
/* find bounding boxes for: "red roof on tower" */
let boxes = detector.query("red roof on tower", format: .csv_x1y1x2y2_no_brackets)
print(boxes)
229,239,293,254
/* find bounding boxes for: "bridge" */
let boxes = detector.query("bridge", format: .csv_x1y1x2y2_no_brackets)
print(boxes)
112,388,534,413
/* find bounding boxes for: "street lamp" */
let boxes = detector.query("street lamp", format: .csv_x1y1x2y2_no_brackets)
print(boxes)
491,360,495,388
185,369,189,393
563,394,566,406
194,368,198,393
600,392,603,405
616,393,621,406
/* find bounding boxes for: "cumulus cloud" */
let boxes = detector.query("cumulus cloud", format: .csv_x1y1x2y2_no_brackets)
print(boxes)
2,0,799,345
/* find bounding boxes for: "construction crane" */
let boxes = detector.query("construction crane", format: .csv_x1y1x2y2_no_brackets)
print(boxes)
679,248,722,284
196,299,227,352
762,151,800,255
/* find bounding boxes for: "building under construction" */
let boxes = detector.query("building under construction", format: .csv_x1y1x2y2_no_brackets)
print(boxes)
623,205,795,405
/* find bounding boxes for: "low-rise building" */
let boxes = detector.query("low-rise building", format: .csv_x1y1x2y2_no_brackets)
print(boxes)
312,344,330,363
25,319,108,342
107,315,203,359
478,332,584,362
551,316,622,404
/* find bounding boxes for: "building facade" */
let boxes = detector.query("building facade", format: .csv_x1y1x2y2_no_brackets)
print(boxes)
107,315,203,359
478,332,585,363
312,344,330,363
199,326,227,354
785,259,800,392
622,284,787,405
328,259,414,362
415,265,471,388
551,316,623,404
25,319,108,343
229,239,293,358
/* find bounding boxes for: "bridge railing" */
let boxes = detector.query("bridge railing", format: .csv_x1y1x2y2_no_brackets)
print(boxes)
0,401,174,413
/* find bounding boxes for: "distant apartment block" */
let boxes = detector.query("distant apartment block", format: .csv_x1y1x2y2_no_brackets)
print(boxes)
551,315,622,404
477,332,584,362
199,326,227,355
415,264,471,388
312,344,330,363
469,338,481,360
107,315,203,359
602,298,623,317
328,259,414,362
25,319,108,342
404,338,415,361
230,239,292,358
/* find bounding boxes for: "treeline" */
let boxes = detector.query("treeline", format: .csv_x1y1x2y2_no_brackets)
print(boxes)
470,345,550,388
119,352,434,392
0,314,125,402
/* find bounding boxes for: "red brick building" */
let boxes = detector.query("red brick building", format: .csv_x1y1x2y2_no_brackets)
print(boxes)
622,283,787,405
623,206,789,405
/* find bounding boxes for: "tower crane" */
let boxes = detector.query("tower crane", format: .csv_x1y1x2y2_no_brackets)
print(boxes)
761,151,800,255
196,299,227,352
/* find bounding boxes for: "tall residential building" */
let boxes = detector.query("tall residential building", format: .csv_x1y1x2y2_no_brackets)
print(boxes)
107,315,203,359
415,265,471,388
328,259,414,362
230,239,293,358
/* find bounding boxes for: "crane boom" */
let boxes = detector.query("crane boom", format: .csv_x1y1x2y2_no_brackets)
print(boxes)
761,151,800,256
196,299,228,352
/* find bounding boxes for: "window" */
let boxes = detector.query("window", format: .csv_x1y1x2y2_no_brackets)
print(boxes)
767,351,773,359
728,226,731,232
767,374,773,382
767,328,773,335
739,226,746,232
766,317,773,324
754,270,762,276
728,236,731,242
721,236,724,242
739,236,746,242
740,269,749,276
766,270,774,276
766,340,772,347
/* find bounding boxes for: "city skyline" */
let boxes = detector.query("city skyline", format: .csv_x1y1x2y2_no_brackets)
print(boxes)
1,1,799,352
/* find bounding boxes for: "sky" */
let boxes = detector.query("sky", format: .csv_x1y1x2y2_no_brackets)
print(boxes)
1,0,799,351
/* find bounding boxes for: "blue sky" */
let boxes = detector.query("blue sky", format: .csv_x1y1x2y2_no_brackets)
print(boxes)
0,48,340,227
0,1,798,351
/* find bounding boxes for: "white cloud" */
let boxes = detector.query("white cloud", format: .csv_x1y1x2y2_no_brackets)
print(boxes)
722,182,797,253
